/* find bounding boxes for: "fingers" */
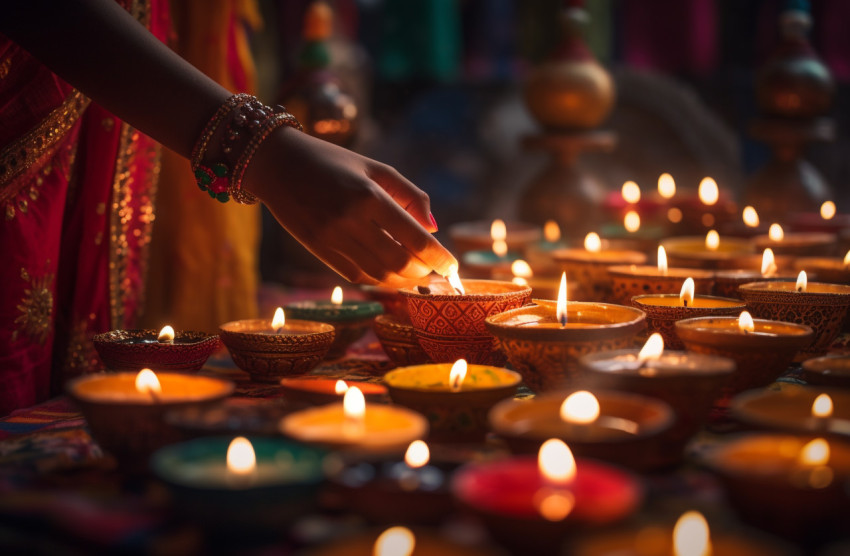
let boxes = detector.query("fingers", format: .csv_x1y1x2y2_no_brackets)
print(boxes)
368,164,437,233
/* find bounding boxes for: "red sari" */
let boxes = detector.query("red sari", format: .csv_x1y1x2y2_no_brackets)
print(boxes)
0,0,169,415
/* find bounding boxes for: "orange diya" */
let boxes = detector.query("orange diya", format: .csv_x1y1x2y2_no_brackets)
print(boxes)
551,232,646,302
660,230,754,270
754,222,836,257
731,387,850,438
713,247,798,299
460,219,523,279
608,245,714,306
802,354,850,388
794,249,850,285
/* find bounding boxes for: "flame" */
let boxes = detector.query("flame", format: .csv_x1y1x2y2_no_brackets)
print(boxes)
624,211,641,233
705,230,720,251
492,239,508,257
638,333,665,364
560,391,600,424
768,223,784,242
799,438,830,467
135,368,162,395
621,181,641,204
157,325,175,343
738,311,755,333
673,511,712,556
658,173,676,199
449,359,468,392
404,440,430,468
796,270,808,293
657,246,668,275
844,250,850,266
538,438,576,484
679,278,695,307
490,219,507,242
544,220,561,243
812,394,833,419
584,232,602,253
511,259,533,278
226,436,256,475
742,206,760,228
556,272,568,327
272,307,286,333
373,526,416,556
698,177,719,206
760,248,777,278
343,386,366,422
821,201,836,220
334,379,349,395
331,286,344,305
446,265,465,295
668,207,683,223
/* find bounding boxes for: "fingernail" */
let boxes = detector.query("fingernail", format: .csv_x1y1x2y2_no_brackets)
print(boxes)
429,212,438,232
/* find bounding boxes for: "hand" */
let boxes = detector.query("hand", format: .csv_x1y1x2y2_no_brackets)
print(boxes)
244,127,457,287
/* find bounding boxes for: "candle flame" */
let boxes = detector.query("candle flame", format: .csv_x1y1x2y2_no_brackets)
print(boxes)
705,230,719,251
799,438,830,467
449,359,468,392
331,286,344,305
673,511,712,556
544,220,561,243
796,271,808,293
657,246,668,275
658,173,676,199
760,248,777,278
135,368,161,395
621,181,641,204
624,210,641,233
638,333,665,364
821,201,836,220
738,311,755,334
490,219,507,242
742,206,760,228
446,265,465,295
584,232,602,253
343,386,366,421
556,272,568,326
511,259,533,278
334,379,349,395
698,177,719,206
373,526,416,556
560,391,600,424
272,307,286,333
538,438,576,484
844,250,850,267
492,239,508,257
768,223,784,242
404,440,430,468
226,436,256,475
679,278,695,307
812,394,833,419
157,325,175,343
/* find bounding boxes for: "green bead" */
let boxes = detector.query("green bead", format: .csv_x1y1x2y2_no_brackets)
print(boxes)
213,163,228,177
216,192,230,203
208,190,216,199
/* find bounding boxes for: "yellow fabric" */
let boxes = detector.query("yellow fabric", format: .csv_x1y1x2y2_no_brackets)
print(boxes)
143,0,261,333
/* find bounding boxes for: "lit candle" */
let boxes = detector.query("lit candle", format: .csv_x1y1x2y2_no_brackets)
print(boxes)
157,325,175,344
680,278,694,307
93,326,219,372
796,270,807,292
821,201,836,220
743,206,760,228
331,286,343,305
449,359,468,392
712,248,796,299
624,211,640,233
461,220,525,277
658,245,668,275
607,246,714,306
621,181,641,204
278,377,387,406
730,386,850,436
551,233,646,302
705,230,720,251
491,219,508,258
511,259,532,287
446,265,466,295
658,173,676,199
226,436,257,483
135,368,162,402
754,225,836,257
698,177,719,206
544,220,561,243
660,232,753,270
793,248,850,286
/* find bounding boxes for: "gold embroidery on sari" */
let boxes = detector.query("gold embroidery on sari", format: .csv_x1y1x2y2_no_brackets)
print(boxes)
13,265,55,345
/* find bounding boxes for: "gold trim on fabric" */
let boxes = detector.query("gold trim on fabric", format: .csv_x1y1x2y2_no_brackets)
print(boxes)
13,265,55,345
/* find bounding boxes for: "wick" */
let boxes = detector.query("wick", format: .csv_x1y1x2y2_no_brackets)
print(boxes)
559,315,567,328
417,285,431,295
145,388,160,404
797,286,803,293
453,286,463,295
683,299,689,308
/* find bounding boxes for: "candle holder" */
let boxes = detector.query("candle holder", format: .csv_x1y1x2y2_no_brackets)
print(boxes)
383,363,521,442
632,294,745,350
92,329,220,372
489,390,674,471
660,236,754,270
754,231,836,257
730,386,850,437
284,298,383,359
485,300,646,392
400,279,531,366
712,269,796,299
219,319,334,382
461,249,521,279
794,256,850,285
551,247,646,302
607,265,713,306
448,220,541,258
306,526,498,556
372,314,431,367
279,378,387,406
67,372,234,464
675,316,813,395
802,354,850,388
738,281,850,359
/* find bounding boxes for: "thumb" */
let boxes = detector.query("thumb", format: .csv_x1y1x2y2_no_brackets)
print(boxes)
368,164,438,233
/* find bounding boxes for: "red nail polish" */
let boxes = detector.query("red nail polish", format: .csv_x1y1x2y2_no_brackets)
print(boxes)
429,212,438,232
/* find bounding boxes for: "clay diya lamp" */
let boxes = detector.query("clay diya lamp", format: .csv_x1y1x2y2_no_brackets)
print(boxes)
307,525,497,556
489,389,674,472
399,275,531,366
608,245,714,306
493,259,562,301
279,386,428,455
361,285,410,323
93,325,219,372
713,247,798,299
754,223,836,257
151,436,325,532
551,232,646,302
791,203,850,235
452,439,643,554
485,277,646,392
675,312,813,396
660,231,754,270
738,273,850,359
219,308,335,382
460,219,522,279
794,249,850,285
383,360,521,442
730,387,850,438
279,377,387,406
285,287,383,359
372,314,431,367
802,354,850,388
632,278,745,350
67,368,234,464
701,434,850,544
448,219,541,258
580,334,736,466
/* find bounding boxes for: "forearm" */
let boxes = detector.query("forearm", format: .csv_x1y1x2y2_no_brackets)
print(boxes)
0,0,230,157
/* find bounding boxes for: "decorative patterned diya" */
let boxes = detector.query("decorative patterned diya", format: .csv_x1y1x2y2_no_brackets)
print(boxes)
219,319,334,382
93,329,219,372
754,231,836,257
284,297,383,359
361,285,411,323
631,294,745,350
400,279,531,366
794,256,850,285
801,354,850,388
551,247,646,302
712,269,796,299
484,300,646,392
738,280,850,359
660,236,754,270
607,265,713,306
372,314,431,367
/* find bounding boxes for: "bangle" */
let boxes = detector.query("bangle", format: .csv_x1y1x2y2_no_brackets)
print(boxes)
190,93,252,170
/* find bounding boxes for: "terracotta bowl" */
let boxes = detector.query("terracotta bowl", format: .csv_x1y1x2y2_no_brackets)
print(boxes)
489,389,675,472
660,236,755,270
447,220,541,257
372,314,431,367
551,248,647,302
400,279,532,366
485,300,647,393
794,257,850,286
801,354,850,388
754,232,837,257
730,386,850,437
284,299,384,359
631,294,746,350
93,329,219,372
712,270,795,299
360,285,410,323
738,281,850,359
607,265,713,306
219,319,334,382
